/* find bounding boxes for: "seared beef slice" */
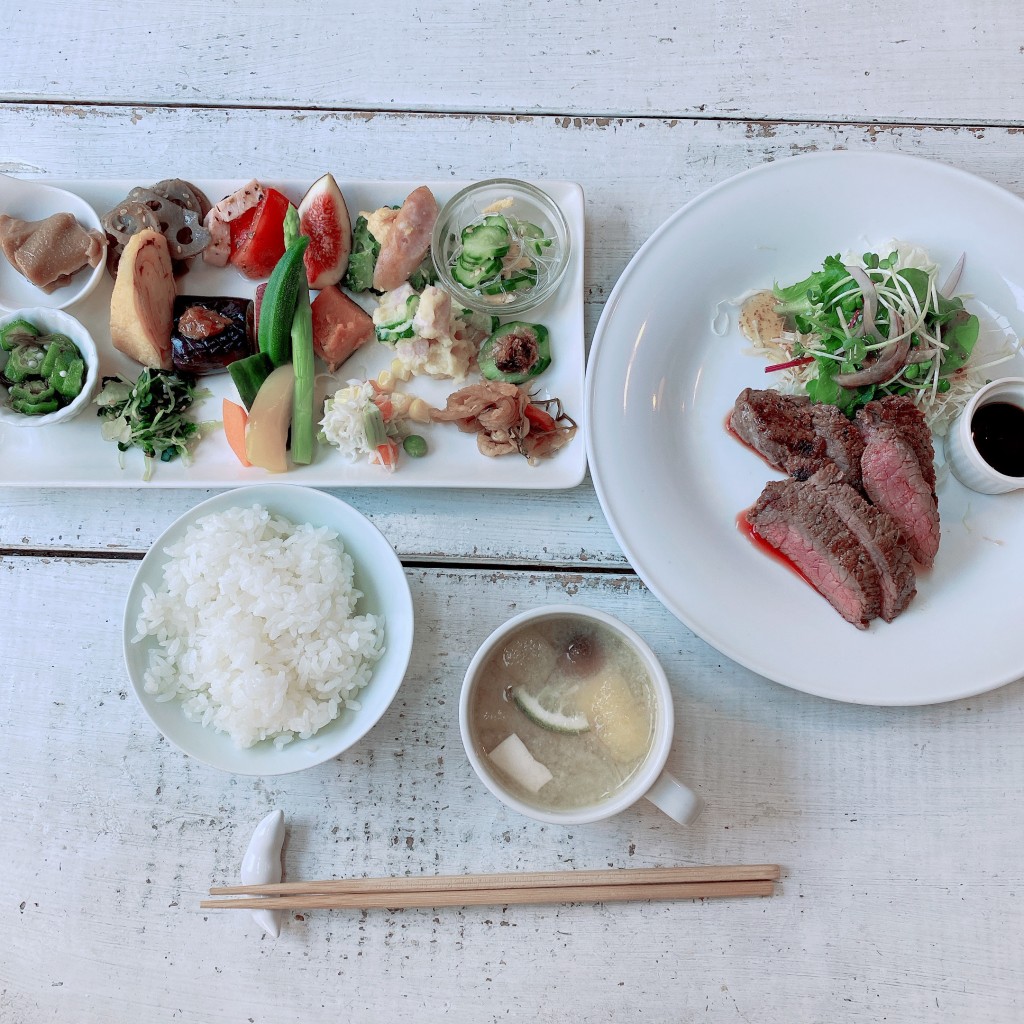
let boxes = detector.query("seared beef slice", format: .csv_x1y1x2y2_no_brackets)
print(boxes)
858,396,936,492
856,400,940,567
810,403,866,493
807,465,916,621
746,477,883,629
730,388,826,477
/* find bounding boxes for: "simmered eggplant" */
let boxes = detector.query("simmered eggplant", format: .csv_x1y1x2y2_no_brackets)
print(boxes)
171,295,255,375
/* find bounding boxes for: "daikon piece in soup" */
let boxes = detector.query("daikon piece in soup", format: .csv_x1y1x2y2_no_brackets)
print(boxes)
469,614,656,811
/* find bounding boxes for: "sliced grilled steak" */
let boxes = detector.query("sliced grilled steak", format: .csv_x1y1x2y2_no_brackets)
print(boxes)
746,477,883,629
730,388,826,477
857,396,936,492
810,403,866,493
807,465,917,621
730,388,866,487
860,427,940,567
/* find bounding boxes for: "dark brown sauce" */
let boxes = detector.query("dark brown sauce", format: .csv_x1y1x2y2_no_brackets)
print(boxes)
971,401,1024,477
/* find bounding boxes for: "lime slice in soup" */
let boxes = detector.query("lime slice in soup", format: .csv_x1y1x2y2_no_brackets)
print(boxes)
512,686,590,734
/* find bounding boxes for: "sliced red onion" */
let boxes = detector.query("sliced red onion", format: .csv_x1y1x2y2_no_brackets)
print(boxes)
835,309,911,388
889,309,905,340
938,252,965,298
844,264,884,341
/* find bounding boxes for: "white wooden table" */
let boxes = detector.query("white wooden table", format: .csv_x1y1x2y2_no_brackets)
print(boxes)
3,4,1024,1021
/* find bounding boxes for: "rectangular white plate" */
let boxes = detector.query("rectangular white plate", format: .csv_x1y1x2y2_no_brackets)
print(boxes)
0,178,586,489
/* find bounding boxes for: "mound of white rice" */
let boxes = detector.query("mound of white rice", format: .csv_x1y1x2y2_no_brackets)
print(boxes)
134,504,386,749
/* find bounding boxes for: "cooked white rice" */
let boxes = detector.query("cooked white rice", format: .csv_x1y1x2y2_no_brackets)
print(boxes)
134,504,385,749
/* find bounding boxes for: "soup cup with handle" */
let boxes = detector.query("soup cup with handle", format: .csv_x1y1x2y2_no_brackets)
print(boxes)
459,604,704,826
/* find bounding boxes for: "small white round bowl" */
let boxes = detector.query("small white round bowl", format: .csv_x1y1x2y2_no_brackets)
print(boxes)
0,307,99,427
123,485,415,776
945,377,1024,494
0,174,107,310
431,178,571,316
459,604,703,826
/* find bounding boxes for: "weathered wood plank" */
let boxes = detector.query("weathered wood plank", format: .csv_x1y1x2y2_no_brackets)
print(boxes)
6,0,1024,125
3,556,1023,1022
1,105,1023,560
0,482,627,565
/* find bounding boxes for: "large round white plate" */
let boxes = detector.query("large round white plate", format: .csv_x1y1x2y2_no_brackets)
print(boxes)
124,484,414,774
586,151,1024,706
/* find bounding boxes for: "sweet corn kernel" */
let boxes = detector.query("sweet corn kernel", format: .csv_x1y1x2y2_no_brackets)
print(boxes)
408,398,432,423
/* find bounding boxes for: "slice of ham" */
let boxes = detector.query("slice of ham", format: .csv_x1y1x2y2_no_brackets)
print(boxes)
372,186,438,292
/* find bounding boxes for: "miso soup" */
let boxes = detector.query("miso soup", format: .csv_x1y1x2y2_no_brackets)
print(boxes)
469,613,656,812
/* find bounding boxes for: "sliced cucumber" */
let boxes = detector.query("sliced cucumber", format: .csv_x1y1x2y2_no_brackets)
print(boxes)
515,220,554,257
374,292,420,343
512,686,590,734
480,266,538,296
462,219,510,261
452,256,502,289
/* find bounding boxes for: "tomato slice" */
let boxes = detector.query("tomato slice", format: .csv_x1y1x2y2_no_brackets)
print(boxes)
524,403,557,433
229,187,291,279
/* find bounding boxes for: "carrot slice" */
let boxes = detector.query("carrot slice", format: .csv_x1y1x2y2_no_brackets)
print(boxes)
222,398,252,467
372,441,400,472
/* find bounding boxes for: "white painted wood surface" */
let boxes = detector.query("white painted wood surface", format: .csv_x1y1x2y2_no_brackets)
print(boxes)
2,6,1024,1021
6,1,1024,125
5,557,1024,1022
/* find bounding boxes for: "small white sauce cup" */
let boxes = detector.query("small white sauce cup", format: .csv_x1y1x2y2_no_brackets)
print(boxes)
459,604,704,826
944,376,1024,494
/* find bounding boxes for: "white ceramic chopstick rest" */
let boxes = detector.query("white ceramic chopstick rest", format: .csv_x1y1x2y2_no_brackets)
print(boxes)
240,810,286,938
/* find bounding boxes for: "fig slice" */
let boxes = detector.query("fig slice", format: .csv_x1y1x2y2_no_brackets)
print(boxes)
298,172,352,290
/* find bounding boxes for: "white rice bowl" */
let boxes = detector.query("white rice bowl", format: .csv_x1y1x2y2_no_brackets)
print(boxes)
123,485,414,775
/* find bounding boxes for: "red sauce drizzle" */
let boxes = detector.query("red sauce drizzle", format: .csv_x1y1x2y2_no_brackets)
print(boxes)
735,511,815,590
725,412,779,472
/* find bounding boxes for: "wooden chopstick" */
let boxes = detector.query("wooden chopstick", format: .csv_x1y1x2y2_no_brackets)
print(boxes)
209,863,780,898
201,864,780,911
201,878,775,911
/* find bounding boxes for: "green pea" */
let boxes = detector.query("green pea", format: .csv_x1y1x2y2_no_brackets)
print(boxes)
403,434,428,458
